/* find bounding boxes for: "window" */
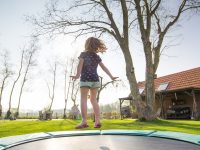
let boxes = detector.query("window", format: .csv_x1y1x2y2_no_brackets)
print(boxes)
158,82,169,91
139,88,145,94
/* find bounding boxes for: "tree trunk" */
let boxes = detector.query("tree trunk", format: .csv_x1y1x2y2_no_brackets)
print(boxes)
63,78,71,118
63,59,74,118
16,78,26,118
145,47,156,115
0,82,5,118
49,63,56,111
119,42,147,120
8,50,24,118
1,76,9,118
63,71,67,119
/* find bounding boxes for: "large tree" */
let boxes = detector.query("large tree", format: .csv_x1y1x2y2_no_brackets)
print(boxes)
15,39,38,118
29,0,200,120
134,0,200,118
6,49,25,119
0,50,12,118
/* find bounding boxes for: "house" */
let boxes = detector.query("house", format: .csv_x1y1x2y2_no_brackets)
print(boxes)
119,67,200,120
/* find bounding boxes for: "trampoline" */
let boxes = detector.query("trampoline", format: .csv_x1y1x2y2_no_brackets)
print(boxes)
0,130,200,150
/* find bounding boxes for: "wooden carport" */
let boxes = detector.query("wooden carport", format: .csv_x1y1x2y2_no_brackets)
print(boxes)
119,67,200,120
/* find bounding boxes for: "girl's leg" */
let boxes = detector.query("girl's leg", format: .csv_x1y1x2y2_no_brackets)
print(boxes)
80,87,89,124
90,88,101,125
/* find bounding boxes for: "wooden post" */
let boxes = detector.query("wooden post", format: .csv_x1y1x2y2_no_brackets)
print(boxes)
192,90,197,120
159,93,164,118
119,99,124,120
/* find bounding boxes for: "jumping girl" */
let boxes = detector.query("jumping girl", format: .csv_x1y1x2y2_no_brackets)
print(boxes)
71,37,118,129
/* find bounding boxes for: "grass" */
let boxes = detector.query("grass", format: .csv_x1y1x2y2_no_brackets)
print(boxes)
0,119,200,138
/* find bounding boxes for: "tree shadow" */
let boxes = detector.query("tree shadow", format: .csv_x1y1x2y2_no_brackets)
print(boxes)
134,119,200,132
100,146,111,150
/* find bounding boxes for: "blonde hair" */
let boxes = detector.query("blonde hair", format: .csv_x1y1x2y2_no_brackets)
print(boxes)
85,37,107,53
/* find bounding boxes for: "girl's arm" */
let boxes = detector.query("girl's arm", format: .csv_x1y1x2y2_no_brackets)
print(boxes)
70,58,84,80
99,62,118,80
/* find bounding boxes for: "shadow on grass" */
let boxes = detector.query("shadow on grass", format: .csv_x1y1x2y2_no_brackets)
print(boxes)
101,119,200,134
152,119,200,132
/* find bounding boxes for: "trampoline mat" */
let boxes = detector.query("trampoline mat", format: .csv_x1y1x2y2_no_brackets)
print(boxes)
8,135,200,150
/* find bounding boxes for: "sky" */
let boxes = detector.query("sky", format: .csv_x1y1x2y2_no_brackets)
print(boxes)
0,0,200,111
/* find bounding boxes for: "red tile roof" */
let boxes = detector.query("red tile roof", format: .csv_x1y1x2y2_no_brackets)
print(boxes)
138,67,200,92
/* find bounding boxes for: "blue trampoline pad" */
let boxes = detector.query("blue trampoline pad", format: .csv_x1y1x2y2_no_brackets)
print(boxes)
6,135,200,150
1,130,200,150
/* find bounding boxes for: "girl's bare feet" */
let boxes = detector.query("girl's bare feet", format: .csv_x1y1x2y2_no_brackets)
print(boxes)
94,122,101,128
75,123,89,129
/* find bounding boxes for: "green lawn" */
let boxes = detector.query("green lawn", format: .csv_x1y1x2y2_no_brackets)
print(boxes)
0,119,200,138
